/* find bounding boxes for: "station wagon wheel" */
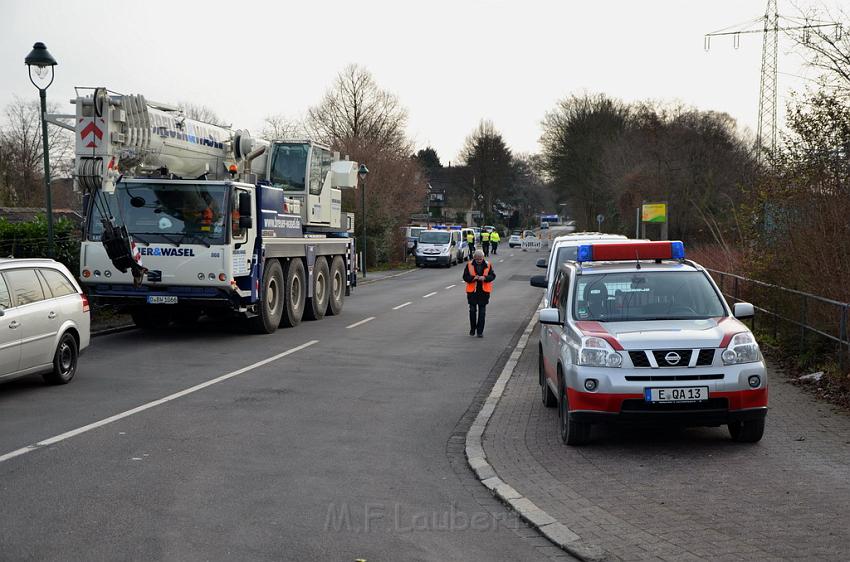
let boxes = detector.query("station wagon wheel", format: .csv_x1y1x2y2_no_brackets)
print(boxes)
43,332,78,385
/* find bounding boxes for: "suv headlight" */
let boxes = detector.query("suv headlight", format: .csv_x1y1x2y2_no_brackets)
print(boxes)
721,332,761,365
578,336,623,368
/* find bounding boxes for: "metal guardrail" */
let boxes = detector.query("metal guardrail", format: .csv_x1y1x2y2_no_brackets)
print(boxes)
705,268,850,370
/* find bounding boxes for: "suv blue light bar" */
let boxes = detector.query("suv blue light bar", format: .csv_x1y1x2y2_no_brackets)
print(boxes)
575,241,686,263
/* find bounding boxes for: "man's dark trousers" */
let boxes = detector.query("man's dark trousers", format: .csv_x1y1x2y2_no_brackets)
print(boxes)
469,303,486,335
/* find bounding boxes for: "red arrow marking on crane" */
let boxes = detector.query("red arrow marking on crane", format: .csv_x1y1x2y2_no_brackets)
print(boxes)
80,121,103,141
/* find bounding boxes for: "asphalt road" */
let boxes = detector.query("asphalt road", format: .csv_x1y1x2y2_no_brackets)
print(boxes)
0,249,556,561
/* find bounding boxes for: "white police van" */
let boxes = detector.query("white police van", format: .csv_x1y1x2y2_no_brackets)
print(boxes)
533,241,767,445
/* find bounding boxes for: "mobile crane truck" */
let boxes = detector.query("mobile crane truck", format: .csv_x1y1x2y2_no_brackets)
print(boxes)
62,87,359,333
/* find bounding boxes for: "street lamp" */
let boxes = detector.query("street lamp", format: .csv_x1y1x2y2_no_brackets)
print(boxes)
24,42,58,258
358,163,369,277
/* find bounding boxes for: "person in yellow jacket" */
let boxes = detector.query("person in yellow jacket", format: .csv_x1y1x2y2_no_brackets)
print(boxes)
465,230,475,260
462,250,496,337
490,230,501,255
481,230,491,256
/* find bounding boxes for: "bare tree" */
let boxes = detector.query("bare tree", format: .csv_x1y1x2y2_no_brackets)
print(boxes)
177,102,228,126
788,6,850,90
307,64,411,156
0,96,73,206
460,120,514,223
261,114,308,140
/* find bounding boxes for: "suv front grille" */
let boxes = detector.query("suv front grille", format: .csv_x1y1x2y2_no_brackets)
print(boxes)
628,349,716,368
625,374,723,382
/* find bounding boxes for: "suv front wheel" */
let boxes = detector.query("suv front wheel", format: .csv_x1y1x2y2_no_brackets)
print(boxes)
728,419,765,443
559,371,591,446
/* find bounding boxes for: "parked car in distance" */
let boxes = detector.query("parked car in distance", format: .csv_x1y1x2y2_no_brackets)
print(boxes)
403,225,426,256
415,229,461,267
533,233,630,306
509,231,522,248
0,258,90,386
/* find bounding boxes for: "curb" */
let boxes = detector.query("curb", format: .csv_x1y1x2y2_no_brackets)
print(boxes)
92,324,136,338
358,268,416,286
465,302,607,562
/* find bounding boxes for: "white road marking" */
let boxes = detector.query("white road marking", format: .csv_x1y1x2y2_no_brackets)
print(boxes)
0,340,320,464
445,284,456,290
499,259,504,263
510,254,515,257
346,316,375,329
392,302,412,310
423,292,437,298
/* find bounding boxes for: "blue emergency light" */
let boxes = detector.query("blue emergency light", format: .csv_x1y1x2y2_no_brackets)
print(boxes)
575,241,686,263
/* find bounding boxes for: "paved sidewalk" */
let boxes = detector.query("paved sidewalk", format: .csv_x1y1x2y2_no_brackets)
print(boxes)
483,325,850,561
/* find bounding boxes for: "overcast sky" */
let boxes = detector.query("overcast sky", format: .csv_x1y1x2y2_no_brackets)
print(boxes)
1,0,843,162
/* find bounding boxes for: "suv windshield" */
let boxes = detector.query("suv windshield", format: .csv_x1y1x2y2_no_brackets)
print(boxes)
409,227,424,239
573,271,726,322
88,182,229,245
419,231,450,244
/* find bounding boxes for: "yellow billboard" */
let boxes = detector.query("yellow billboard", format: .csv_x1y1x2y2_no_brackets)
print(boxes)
641,203,667,223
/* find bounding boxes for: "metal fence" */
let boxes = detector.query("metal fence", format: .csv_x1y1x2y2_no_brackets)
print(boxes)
706,268,850,370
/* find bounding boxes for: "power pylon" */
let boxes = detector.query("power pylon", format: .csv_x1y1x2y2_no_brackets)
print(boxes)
704,1,842,161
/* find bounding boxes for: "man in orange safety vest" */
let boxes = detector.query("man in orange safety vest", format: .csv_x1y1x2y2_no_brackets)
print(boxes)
462,249,496,337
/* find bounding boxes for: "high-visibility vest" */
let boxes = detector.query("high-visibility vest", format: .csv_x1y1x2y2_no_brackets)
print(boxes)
491,232,500,242
466,261,493,293
481,231,490,242
201,206,214,232
466,233,474,243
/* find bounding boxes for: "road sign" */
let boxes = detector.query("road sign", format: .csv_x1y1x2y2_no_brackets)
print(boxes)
641,203,667,223
522,236,543,252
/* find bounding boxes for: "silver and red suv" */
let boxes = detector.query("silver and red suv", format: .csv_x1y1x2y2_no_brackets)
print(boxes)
532,241,767,445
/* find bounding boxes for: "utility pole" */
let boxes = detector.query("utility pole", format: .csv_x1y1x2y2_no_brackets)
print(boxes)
704,1,841,162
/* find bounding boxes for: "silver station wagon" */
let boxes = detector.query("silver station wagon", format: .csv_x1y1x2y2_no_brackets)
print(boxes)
0,259,91,385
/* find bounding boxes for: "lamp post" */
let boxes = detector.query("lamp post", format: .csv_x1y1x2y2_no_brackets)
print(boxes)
358,164,369,277
24,42,58,258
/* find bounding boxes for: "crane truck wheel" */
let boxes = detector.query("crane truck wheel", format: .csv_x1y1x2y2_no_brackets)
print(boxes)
326,256,346,316
280,258,306,328
250,259,285,334
304,257,330,321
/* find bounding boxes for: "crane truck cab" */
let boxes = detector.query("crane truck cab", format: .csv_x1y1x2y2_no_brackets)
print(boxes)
65,87,358,334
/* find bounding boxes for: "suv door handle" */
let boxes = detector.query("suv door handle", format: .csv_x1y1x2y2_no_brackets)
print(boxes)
47,311,56,319
8,320,19,329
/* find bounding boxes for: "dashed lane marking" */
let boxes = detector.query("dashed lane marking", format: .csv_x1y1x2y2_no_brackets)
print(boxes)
499,259,505,263
0,340,320,464
423,292,438,298
392,302,412,310
445,284,456,290
346,317,376,329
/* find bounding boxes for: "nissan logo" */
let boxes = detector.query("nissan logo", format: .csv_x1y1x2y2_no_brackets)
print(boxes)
665,352,681,365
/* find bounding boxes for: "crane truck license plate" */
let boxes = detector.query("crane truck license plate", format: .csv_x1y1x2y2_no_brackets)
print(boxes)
147,296,178,304
645,386,708,403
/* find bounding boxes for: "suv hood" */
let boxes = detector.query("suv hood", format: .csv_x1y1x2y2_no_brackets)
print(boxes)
599,318,748,349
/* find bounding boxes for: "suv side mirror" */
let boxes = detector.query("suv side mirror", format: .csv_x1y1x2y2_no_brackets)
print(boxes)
530,275,547,288
536,258,547,269
238,192,253,229
539,308,561,325
733,302,754,319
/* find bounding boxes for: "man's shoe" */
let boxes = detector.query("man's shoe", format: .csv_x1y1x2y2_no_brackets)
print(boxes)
476,333,483,338
469,329,476,336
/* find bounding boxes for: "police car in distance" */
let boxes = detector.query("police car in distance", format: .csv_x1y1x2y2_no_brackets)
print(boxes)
533,241,767,445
